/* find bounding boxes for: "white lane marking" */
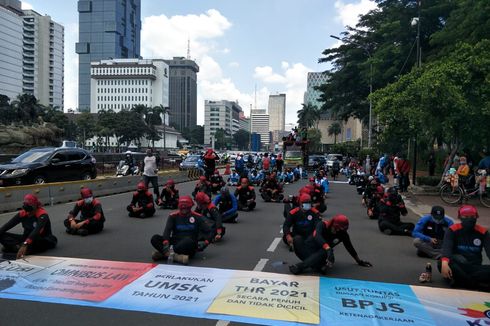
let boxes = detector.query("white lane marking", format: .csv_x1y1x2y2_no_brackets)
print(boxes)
267,237,282,252
330,181,348,184
253,258,269,271
215,320,230,326
279,225,283,234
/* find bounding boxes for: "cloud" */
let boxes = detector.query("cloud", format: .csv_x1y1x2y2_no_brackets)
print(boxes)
64,23,79,111
21,2,33,10
334,0,377,28
228,61,240,68
254,62,312,124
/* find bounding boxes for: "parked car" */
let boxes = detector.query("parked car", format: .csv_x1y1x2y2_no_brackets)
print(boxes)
179,154,201,170
0,147,97,186
308,155,326,170
326,154,344,168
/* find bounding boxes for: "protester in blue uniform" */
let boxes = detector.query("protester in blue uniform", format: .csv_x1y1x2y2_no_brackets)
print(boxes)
213,186,238,222
412,206,453,259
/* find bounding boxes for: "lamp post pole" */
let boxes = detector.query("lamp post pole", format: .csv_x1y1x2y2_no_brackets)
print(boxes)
412,0,421,186
330,35,373,148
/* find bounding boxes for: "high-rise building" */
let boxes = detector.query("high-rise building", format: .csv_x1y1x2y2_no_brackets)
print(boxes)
22,9,64,108
303,72,327,110
164,57,199,131
77,0,141,112
268,93,286,142
239,111,250,132
90,59,169,118
204,100,242,145
251,109,270,145
0,1,23,100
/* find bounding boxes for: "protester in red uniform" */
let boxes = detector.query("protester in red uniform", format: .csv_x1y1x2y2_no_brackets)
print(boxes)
234,177,256,211
194,192,224,241
283,194,321,250
157,179,179,209
64,187,105,236
0,194,57,259
127,182,156,218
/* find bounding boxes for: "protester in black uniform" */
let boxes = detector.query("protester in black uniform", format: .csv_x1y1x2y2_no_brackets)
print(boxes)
260,173,284,202
64,187,105,236
151,196,212,264
283,186,311,218
234,177,256,211
289,214,372,275
157,179,179,209
203,149,220,179
127,182,156,218
439,205,490,290
378,187,414,235
283,194,321,250
194,191,224,241
276,153,284,172
210,169,226,194
192,175,212,199
305,182,326,213
0,194,57,259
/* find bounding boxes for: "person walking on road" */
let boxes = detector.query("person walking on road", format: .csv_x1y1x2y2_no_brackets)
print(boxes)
64,188,105,236
439,205,490,291
289,214,372,275
0,194,57,260
143,148,159,199
397,155,411,192
151,196,212,264
412,206,453,259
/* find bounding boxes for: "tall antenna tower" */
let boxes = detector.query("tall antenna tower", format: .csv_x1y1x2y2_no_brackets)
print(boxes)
186,38,190,59
254,84,257,110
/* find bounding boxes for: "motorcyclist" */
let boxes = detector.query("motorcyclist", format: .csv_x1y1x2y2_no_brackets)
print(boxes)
234,177,256,211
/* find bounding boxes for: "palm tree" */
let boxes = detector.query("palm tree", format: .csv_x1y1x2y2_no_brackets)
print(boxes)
328,121,342,144
153,105,170,151
297,103,320,128
11,93,42,124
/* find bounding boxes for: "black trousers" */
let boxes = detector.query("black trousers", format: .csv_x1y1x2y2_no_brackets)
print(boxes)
127,206,155,218
378,220,414,235
238,200,256,211
151,235,197,257
143,175,159,198
221,211,238,223
63,218,104,234
438,254,490,289
0,232,57,254
293,236,334,271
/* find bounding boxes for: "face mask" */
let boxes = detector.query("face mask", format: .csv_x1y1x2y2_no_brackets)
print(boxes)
461,218,476,230
23,204,35,212
302,203,312,210
84,197,93,204
138,189,145,193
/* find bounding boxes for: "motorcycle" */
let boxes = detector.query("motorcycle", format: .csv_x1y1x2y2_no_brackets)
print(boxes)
116,160,139,177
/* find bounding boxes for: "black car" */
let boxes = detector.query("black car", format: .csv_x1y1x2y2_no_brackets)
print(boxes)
0,147,97,186
308,155,326,170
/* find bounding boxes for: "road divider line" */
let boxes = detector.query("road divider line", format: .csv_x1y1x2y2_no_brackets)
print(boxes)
253,258,269,271
267,237,282,252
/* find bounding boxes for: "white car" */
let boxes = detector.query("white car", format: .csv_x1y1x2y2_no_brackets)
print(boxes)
326,154,343,168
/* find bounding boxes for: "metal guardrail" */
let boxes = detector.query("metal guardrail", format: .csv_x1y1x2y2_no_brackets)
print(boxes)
0,170,190,213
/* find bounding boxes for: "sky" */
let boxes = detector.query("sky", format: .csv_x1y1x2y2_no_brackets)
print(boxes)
21,0,377,125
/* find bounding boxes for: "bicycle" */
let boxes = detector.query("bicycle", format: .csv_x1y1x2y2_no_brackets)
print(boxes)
439,170,490,208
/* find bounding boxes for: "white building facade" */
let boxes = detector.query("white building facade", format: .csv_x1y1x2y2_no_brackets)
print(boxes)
204,100,243,145
90,58,169,115
0,4,23,100
251,109,270,145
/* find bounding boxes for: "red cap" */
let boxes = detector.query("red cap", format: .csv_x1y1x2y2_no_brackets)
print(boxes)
458,205,478,219
178,196,194,209
23,194,41,207
331,214,349,231
195,192,210,204
299,193,311,204
199,176,207,182
166,179,175,186
137,182,147,191
309,177,315,182
80,187,93,198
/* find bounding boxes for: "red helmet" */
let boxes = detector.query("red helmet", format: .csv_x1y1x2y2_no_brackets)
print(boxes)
23,194,41,208
330,214,349,231
309,177,315,182
240,177,249,184
305,184,315,192
214,169,219,175
376,186,384,194
80,187,93,198
199,176,207,182
299,186,310,195
166,179,175,186
195,192,210,205
458,205,478,219
178,196,194,209
137,182,147,191
298,193,311,204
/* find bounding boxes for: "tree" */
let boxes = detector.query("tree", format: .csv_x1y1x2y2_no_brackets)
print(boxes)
76,112,97,146
307,129,322,153
213,129,227,150
96,109,117,150
297,103,320,128
327,122,342,144
11,93,43,124
233,129,250,150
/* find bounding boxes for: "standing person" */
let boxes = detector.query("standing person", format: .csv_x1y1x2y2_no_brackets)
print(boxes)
397,155,411,192
427,151,436,177
127,182,156,218
143,148,159,199
235,153,245,176
64,188,105,236
439,205,490,290
203,149,220,179
289,215,372,275
262,153,271,172
477,149,490,170
412,206,453,259
150,196,212,264
0,194,57,259
276,153,284,173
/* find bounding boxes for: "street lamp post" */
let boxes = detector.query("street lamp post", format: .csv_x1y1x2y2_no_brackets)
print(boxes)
411,0,422,186
330,35,373,148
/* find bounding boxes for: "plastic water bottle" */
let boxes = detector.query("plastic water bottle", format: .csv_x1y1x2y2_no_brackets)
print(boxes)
167,246,174,264
425,262,432,279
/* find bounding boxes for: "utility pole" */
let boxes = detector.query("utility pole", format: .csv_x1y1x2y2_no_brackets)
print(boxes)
412,0,421,186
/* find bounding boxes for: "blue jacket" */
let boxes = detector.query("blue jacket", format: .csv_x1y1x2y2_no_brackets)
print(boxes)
235,158,244,170
412,215,454,242
213,193,238,218
228,173,240,183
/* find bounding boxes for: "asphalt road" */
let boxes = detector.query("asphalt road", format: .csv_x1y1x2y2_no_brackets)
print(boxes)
0,176,466,325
